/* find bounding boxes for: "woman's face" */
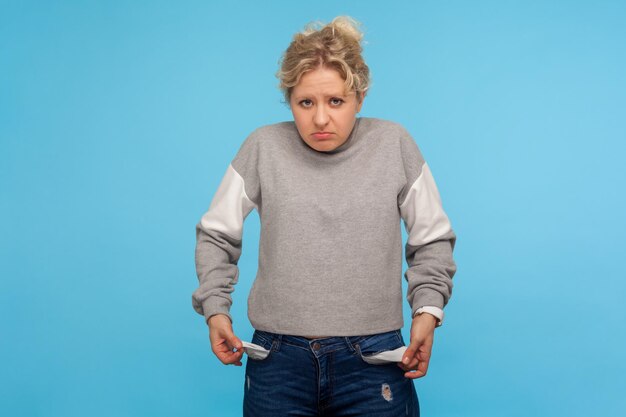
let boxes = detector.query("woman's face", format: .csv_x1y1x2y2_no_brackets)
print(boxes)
290,66,364,152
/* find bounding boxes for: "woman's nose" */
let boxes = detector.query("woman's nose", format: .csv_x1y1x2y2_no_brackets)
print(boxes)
314,105,329,127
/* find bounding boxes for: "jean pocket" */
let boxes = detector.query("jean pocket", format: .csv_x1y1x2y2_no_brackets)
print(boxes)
355,330,406,365
245,331,274,361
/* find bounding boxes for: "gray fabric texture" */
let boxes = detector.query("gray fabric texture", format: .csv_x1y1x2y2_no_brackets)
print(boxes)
193,117,457,336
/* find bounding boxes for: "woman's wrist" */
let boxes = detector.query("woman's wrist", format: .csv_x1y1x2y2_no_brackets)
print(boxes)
208,313,230,327
413,312,438,326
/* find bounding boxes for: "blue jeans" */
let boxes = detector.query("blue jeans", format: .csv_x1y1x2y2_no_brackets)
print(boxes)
243,329,419,416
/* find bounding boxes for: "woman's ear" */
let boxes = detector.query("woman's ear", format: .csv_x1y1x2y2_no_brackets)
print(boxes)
356,91,366,112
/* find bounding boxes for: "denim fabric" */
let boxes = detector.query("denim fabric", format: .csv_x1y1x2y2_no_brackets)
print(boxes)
243,329,419,416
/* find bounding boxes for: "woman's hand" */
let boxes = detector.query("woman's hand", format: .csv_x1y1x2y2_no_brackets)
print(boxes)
397,313,437,379
207,314,244,366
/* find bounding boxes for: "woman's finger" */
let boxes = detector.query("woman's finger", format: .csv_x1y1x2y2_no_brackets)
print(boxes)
404,369,426,379
216,346,244,365
417,356,429,375
397,355,419,371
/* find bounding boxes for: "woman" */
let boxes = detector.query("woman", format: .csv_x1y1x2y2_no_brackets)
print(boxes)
193,16,457,416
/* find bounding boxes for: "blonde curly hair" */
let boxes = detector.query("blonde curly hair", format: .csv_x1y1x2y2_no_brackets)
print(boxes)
276,16,371,106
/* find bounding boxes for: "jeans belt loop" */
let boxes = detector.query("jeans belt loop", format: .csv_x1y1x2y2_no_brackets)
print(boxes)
272,333,283,352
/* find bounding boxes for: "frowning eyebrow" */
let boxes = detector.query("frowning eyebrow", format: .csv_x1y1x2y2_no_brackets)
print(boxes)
292,91,354,101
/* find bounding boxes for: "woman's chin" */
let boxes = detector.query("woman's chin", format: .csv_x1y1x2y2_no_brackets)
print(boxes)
303,138,342,153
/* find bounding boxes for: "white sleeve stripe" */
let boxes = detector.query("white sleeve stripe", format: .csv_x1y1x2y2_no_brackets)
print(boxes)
199,164,256,240
399,163,452,247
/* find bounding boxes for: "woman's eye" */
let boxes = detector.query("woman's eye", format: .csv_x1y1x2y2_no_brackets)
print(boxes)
300,99,313,107
330,98,344,106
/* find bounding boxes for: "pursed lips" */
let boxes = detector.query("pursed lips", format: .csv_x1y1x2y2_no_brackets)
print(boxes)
312,131,333,139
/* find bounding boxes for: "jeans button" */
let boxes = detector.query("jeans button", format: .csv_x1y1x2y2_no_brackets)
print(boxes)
312,342,321,351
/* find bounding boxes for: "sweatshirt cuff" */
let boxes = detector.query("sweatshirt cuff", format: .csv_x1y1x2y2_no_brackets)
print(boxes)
413,306,444,327
202,299,233,326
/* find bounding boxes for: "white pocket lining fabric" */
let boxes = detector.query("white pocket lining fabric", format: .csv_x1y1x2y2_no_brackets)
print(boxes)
360,346,408,364
242,341,270,360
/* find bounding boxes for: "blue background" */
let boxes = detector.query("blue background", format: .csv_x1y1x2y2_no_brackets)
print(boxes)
2,1,625,416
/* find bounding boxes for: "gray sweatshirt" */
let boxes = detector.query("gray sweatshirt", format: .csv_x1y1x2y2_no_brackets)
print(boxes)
193,117,457,336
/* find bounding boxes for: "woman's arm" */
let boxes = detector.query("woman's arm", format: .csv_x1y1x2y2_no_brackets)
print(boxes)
397,130,457,378
398,128,457,319
192,163,257,325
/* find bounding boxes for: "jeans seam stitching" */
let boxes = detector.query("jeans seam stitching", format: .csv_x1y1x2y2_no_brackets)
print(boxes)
395,330,404,345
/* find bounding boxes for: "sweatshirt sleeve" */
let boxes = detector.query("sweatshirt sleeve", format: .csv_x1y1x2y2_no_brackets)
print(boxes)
192,132,261,325
397,130,457,327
